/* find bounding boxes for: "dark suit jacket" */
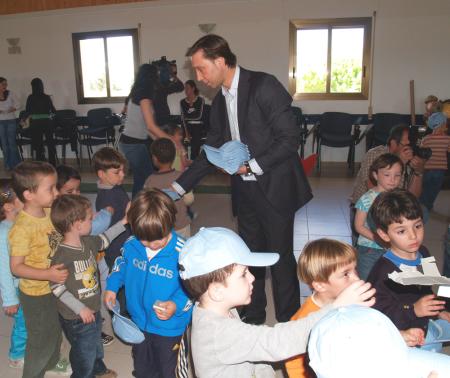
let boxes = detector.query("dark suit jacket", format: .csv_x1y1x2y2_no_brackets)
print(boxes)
176,67,312,216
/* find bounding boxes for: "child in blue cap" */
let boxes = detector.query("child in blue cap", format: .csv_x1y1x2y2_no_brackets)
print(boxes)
178,227,376,378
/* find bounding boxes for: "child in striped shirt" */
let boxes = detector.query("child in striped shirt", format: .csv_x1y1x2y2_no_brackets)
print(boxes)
419,112,450,211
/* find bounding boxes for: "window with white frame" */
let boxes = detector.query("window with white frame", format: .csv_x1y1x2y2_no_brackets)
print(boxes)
289,18,372,100
72,29,139,104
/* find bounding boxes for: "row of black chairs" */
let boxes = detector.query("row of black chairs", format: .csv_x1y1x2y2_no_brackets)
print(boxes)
291,108,413,175
17,108,121,166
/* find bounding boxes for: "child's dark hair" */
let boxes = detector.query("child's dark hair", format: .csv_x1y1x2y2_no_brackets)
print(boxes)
12,161,56,202
56,165,81,190
50,194,92,234
93,147,127,173
368,153,404,186
369,188,423,233
181,264,236,300
127,188,176,242
150,138,176,164
0,178,17,221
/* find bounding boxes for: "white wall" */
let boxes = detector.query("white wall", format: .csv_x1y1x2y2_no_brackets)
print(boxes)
1,0,449,161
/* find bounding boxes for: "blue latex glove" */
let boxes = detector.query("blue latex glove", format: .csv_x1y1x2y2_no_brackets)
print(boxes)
162,188,181,201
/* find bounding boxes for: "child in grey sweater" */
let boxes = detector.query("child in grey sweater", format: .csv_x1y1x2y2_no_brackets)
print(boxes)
178,227,376,378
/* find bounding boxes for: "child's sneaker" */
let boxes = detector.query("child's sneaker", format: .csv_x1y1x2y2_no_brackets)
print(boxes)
48,357,72,376
96,368,118,377
9,358,24,368
101,332,115,346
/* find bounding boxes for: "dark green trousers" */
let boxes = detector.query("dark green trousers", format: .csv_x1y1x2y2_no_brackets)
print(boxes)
19,291,62,378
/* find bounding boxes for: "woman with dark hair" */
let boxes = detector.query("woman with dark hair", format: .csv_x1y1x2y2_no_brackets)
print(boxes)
25,78,57,166
119,64,174,197
180,80,206,159
0,77,21,170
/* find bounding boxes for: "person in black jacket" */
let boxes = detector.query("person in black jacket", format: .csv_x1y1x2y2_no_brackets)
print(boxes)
172,35,312,323
25,78,56,166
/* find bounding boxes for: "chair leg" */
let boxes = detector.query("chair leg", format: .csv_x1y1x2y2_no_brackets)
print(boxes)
317,142,322,174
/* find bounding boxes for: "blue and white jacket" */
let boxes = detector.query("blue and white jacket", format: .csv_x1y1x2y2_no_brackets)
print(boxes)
106,231,192,337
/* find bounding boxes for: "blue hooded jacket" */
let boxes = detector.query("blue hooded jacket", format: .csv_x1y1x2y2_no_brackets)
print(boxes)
106,231,192,337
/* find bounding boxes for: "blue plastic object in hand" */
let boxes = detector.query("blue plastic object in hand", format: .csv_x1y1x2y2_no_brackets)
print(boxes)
203,141,250,174
110,302,145,344
162,188,181,201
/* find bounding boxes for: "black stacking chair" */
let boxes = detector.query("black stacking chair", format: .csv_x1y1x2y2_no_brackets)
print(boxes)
366,113,410,150
16,111,33,160
315,112,361,174
54,109,79,165
77,108,115,165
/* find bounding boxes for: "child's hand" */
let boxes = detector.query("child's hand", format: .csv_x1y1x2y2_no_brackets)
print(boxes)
438,310,450,322
104,290,117,309
121,202,131,225
48,264,68,284
400,328,425,347
153,300,176,320
333,280,376,308
79,307,95,324
4,304,19,316
104,206,114,215
414,294,445,317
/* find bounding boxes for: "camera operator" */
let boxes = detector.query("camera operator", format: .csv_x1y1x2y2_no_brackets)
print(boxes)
350,124,425,242
153,60,184,127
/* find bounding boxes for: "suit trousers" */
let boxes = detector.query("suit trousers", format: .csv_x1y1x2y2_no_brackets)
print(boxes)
236,180,300,322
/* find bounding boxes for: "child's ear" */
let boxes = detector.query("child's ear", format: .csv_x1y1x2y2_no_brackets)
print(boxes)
376,228,391,243
23,189,33,202
207,282,224,302
372,171,378,183
311,280,327,293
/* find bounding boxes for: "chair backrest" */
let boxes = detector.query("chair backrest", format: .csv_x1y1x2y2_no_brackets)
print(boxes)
291,106,303,127
371,113,410,147
87,108,113,129
320,112,353,135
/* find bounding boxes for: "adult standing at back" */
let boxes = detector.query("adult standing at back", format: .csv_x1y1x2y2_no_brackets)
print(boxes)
180,80,206,159
25,78,57,166
0,77,21,170
119,64,174,197
172,34,312,323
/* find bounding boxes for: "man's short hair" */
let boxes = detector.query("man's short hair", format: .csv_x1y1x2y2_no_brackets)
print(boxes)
51,194,92,235
93,147,127,173
186,34,237,68
127,188,176,242
150,138,176,164
181,264,236,300
387,124,410,145
368,153,404,186
298,238,357,285
56,165,81,190
369,188,423,233
12,161,56,202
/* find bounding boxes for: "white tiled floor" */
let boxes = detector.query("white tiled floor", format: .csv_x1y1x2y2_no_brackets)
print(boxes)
0,176,448,377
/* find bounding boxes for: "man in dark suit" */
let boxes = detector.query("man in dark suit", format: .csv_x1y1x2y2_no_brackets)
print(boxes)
172,35,312,323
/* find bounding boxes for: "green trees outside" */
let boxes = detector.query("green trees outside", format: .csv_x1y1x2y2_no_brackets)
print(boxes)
298,59,362,93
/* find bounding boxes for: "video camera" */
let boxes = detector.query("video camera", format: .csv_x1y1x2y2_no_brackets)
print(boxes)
409,125,432,160
151,56,177,86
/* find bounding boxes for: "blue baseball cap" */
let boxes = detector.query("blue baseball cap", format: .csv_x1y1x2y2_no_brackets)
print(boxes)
308,306,450,378
178,227,279,279
111,303,145,344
